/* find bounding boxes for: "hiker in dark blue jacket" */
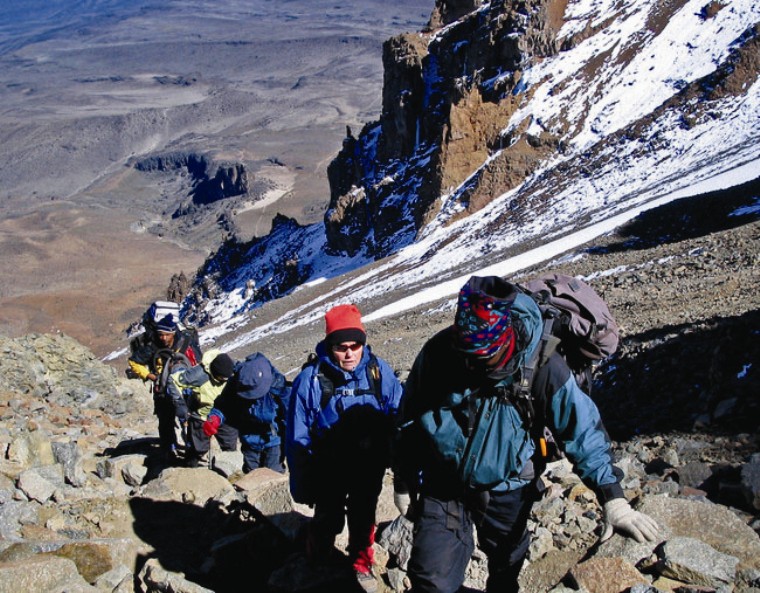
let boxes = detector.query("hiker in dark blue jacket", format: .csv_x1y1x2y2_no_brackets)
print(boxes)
286,304,404,593
203,352,290,473
395,276,659,593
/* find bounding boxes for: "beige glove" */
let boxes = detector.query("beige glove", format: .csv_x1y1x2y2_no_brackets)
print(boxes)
602,498,659,543
394,492,411,517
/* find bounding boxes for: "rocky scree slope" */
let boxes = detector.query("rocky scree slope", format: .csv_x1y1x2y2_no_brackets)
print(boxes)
2,175,757,592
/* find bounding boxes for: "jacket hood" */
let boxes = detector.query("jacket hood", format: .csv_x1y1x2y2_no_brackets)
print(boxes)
506,292,543,368
201,349,221,371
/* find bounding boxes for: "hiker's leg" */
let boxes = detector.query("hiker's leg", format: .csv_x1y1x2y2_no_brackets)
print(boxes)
260,445,285,473
346,460,384,568
185,417,210,465
241,445,263,473
408,495,474,593
215,423,239,451
154,396,178,451
476,485,537,593
308,479,347,561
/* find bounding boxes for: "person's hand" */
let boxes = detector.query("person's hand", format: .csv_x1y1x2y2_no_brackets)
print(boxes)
394,491,411,517
203,415,221,437
602,498,659,543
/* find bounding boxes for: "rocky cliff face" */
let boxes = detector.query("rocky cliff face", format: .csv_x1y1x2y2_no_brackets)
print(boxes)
182,0,757,326
183,214,317,326
324,0,569,255
323,0,759,256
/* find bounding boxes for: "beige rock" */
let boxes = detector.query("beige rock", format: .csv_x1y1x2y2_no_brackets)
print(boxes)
0,555,97,593
638,495,760,573
138,557,214,593
53,538,137,584
7,431,55,469
138,467,236,506
569,556,649,593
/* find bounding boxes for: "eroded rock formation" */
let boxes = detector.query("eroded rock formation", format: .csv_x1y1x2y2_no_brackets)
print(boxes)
324,0,569,255
133,151,250,207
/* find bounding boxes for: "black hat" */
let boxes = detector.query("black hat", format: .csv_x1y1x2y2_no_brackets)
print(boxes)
155,315,177,333
209,353,235,381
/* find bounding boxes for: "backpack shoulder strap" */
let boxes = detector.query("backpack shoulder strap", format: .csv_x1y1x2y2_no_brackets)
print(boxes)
315,353,384,411
509,313,557,429
153,347,193,393
173,331,190,355
366,354,383,408
316,363,336,411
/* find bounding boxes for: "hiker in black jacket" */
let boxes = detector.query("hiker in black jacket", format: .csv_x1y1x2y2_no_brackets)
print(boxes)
395,276,658,593
128,316,202,460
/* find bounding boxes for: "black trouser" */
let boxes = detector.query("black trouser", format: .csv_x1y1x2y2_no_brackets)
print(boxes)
186,417,238,458
154,396,180,451
408,485,537,593
309,455,386,566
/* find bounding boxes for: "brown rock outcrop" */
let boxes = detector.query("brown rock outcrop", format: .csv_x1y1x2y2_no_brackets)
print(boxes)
324,0,569,256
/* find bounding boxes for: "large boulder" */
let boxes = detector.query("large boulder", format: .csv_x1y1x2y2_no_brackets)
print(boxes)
138,467,237,506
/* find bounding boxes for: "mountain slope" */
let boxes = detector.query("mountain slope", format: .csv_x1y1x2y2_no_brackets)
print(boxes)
183,0,759,339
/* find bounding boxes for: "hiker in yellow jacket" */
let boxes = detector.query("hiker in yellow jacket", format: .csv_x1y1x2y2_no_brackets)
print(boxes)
167,349,239,467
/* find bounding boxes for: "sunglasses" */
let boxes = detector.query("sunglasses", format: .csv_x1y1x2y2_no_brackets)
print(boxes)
331,342,363,354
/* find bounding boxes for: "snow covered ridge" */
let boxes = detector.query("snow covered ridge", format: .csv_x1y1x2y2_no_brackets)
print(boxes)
188,0,760,342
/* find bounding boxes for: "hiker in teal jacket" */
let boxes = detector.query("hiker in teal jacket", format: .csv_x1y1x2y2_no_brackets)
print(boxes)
395,276,658,593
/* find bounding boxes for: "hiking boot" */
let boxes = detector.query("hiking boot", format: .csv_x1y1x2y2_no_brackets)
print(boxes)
354,568,378,593
185,451,209,468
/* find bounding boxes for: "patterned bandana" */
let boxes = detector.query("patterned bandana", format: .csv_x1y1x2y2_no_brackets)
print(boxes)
454,277,516,357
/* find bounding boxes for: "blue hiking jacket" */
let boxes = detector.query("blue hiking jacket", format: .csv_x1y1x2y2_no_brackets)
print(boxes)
286,343,404,504
398,292,623,501
207,356,291,452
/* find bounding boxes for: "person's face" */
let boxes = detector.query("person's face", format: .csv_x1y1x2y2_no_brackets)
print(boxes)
331,341,364,371
463,341,509,374
157,331,175,348
210,372,230,386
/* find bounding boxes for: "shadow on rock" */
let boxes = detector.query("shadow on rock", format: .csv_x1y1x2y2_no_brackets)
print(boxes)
129,494,306,592
102,436,161,458
595,309,759,439
587,176,760,253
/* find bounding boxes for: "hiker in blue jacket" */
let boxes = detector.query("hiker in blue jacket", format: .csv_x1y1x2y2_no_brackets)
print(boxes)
286,304,404,593
394,275,659,593
203,352,290,473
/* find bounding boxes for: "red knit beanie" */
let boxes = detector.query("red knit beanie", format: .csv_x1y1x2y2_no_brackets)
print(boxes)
325,304,366,345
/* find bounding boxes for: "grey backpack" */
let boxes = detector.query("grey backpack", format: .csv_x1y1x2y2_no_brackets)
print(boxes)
523,273,619,383
511,273,620,464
